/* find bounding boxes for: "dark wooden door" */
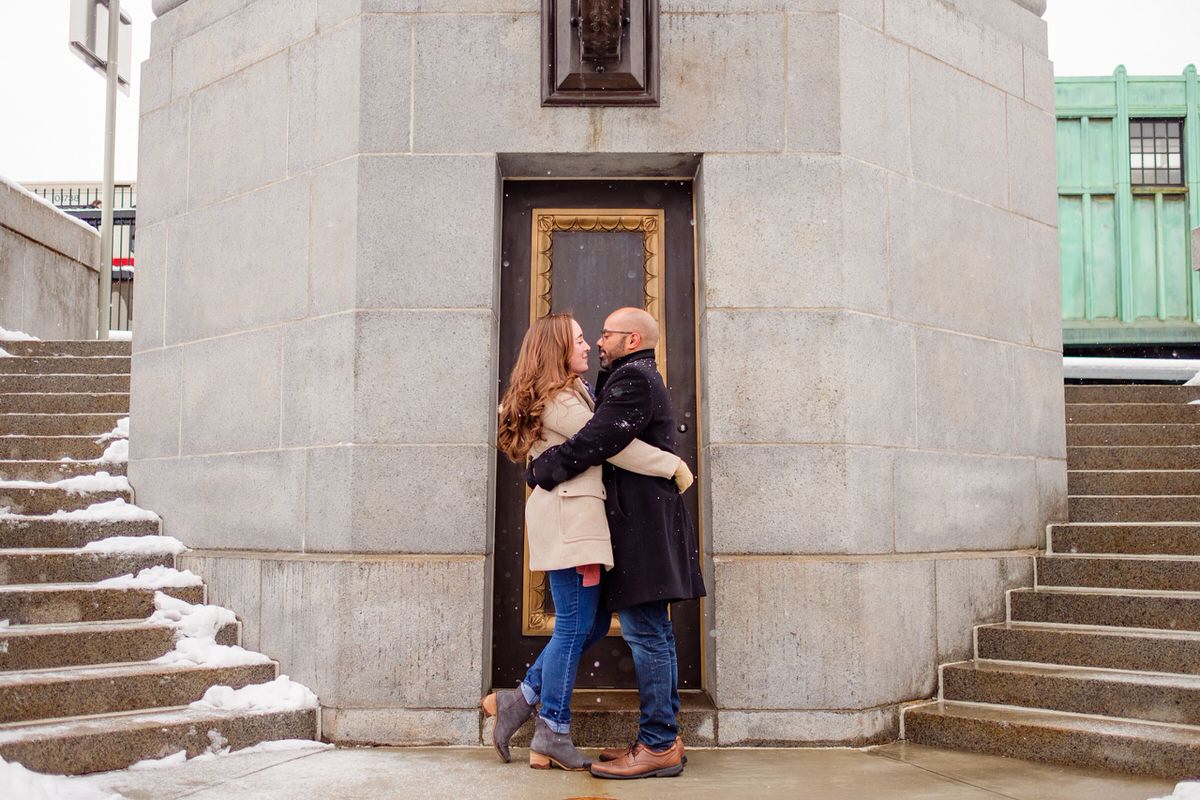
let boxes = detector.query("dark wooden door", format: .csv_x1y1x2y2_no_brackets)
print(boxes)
492,179,702,690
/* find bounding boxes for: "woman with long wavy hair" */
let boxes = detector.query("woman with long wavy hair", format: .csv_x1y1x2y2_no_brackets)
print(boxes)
481,313,692,771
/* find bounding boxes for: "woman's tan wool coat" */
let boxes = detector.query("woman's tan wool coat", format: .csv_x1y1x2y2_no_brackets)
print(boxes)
525,378,681,573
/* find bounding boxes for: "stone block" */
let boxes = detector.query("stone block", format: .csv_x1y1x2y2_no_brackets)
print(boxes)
281,314,355,447
889,176,1030,343
1036,456,1068,530
0,180,98,266
908,51,1008,209
130,222,166,353
180,328,282,455
838,16,910,174
912,328,1014,454
599,12,787,152
305,444,491,554
839,0,883,30
1023,46,1056,112
187,51,289,209
22,248,96,341
934,556,1033,663
894,451,1038,553
1007,96,1058,226
288,19,362,175
955,0,1049,56
358,14,413,154
129,451,307,551
1027,220,1063,351
1010,346,1066,459
172,0,317,98
711,556,936,709
786,12,840,154
717,707,896,746
309,158,358,316
364,0,534,10
356,156,496,309
258,555,486,709
138,52,172,117
410,14,590,154
0,230,24,330
157,0,255,54
129,347,182,461
167,177,309,343
706,444,893,555
137,100,189,228
321,708,480,746
177,552,263,650
353,310,494,444
317,0,361,29
885,0,1024,96
704,310,915,447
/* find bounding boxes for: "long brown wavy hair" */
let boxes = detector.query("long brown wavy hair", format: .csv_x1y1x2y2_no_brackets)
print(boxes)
497,314,579,463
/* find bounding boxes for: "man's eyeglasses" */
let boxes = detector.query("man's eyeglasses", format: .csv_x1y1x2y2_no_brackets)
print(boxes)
600,329,634,339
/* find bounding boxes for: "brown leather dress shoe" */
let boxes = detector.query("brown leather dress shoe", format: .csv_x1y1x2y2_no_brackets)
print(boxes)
589,739,684,779
599,736,686,765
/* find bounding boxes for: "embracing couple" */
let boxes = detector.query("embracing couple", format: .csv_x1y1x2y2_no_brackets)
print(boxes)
482,307,706,780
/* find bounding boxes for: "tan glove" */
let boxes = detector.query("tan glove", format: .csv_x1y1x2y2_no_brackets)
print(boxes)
673,459,694,494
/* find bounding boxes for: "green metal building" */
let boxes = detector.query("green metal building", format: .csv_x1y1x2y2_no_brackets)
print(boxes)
1057,66,1200,348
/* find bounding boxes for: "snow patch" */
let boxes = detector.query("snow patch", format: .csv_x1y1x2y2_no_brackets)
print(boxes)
0,326,38,341
0,472,131,495
96,417,130,444
97,566,202,590
83,535,187,555
148,593,269,669
98,439,129,464
1151,782,1200,800
154,637,271,668
0,619,8,628
44,498,159,522
0,347,8,358
107,330,132,341
191,676,318,712
126,750,186,771
227,739,331,755
0,755,122,800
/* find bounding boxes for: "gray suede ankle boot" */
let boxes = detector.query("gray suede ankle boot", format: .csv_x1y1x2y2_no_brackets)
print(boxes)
529,715,592,771
481,688,536,763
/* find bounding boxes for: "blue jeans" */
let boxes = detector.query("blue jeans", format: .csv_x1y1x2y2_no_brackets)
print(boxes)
520,568,609,733
619,601,679,750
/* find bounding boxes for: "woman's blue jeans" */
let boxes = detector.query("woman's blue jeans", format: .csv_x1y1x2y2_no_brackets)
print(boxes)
519,568,609,733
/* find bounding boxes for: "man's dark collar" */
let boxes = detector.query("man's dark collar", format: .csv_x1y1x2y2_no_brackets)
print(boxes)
610,349,656,370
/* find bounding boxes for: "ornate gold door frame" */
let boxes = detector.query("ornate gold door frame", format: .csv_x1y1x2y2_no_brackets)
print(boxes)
521,208,667,636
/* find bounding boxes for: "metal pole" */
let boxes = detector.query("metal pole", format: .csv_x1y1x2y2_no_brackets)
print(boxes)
97,0,120,340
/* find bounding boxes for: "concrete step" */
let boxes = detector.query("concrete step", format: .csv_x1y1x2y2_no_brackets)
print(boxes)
1069,470,1200,496
1067,424,1200,446
0,517,159,549
1065,385,1200,404
0,435,106,461
0,356,130,376
976,622,1200,675
0,413,124,436
0,486,129,516
941,660,1200,726
1069,446,1200,470
902,700,1200,778
0,341,130,358
1009,586,1200,632
0,374,129,394
1038,554,1200,592
0,460,126,482
0,661,276,725
0,618,239,672
0,393,128,414
1050,523,1200,556
1069,495,1200,522
501,689,717,749
0,549,171,585
0,705,318,775
0,584,202,625
1068,403,1200,424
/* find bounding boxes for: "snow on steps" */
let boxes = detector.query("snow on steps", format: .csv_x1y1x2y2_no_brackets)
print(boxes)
0,338,320,778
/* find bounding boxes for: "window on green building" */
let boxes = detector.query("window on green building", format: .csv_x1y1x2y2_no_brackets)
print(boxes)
1130,119,1184,186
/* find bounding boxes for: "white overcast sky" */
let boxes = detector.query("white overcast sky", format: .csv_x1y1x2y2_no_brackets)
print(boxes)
0,0,1197,182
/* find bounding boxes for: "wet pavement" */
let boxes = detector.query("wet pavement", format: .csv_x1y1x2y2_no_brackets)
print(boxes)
79,741,1178,799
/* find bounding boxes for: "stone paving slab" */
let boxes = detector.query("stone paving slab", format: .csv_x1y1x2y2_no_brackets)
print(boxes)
76,742,1175,800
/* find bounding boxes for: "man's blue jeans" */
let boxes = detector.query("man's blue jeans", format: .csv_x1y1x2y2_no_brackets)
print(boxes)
619,600,679,750
520,568,609,733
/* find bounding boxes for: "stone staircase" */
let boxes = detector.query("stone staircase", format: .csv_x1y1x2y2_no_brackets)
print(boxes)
904,383,1200,778
0,339,317,775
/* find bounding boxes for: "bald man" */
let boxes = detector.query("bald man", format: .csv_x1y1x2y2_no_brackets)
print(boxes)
528,307,706,780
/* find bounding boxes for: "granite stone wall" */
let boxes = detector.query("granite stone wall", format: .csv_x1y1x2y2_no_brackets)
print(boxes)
135,0,1064,745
